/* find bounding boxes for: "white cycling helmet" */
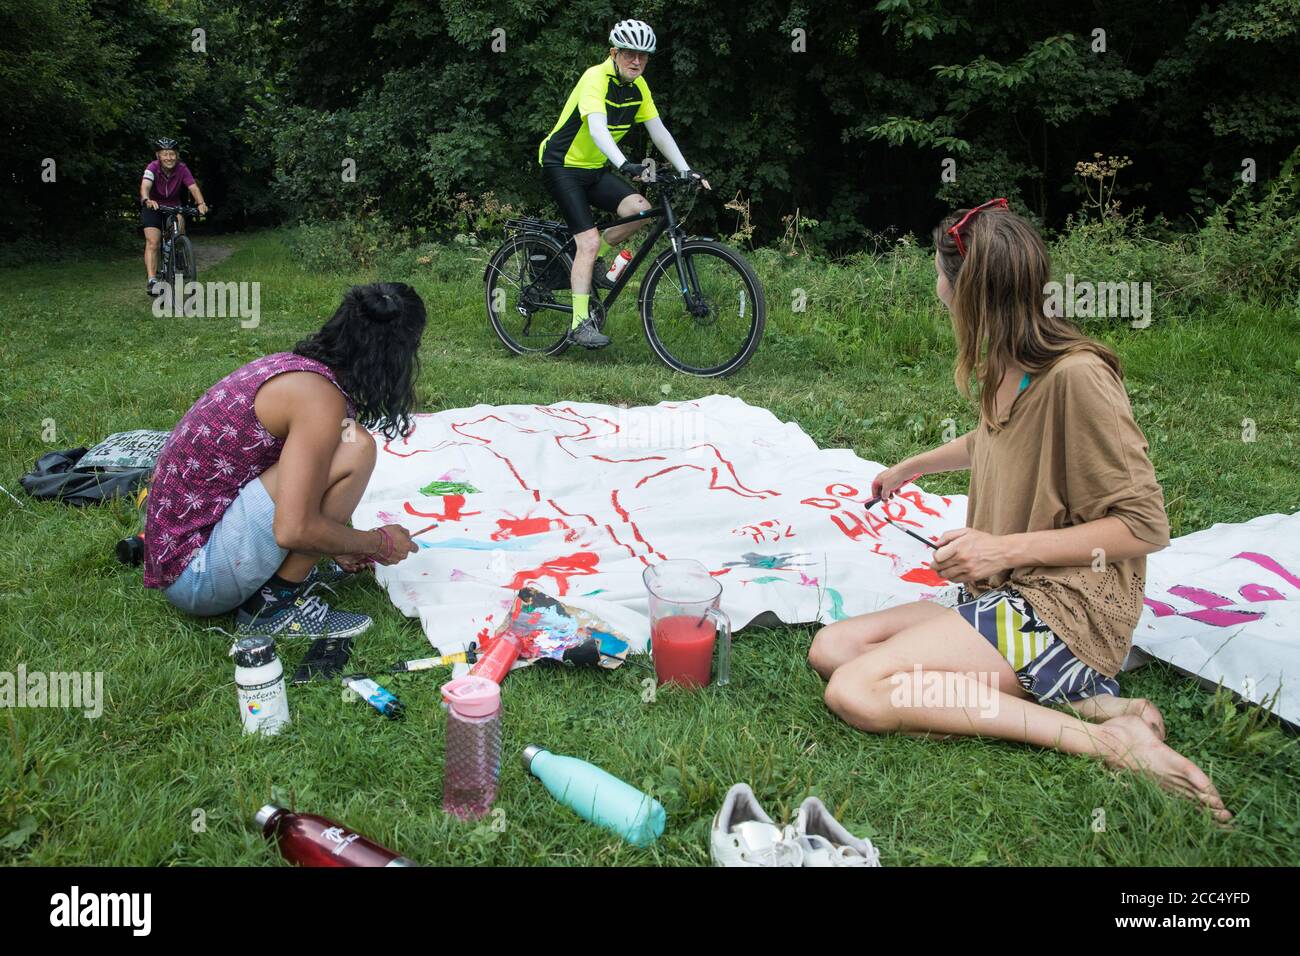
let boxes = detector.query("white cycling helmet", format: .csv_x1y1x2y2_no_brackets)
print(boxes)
609,19,656,53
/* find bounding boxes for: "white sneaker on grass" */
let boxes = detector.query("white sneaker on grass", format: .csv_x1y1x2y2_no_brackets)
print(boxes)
710,783,803,867
790,796,881,867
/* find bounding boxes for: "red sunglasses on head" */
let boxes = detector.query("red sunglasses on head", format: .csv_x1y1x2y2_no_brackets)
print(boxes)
946,198,1009,257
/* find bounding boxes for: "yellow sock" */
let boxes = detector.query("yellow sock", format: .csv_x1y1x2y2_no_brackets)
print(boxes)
597,236,612,259
572,293,589,329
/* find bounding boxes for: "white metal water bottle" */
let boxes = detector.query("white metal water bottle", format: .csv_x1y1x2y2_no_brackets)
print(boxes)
232,635,291,735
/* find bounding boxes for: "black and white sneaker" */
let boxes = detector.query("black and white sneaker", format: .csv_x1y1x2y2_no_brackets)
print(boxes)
147,277,160,296
568,317,611,349
235,584,372,640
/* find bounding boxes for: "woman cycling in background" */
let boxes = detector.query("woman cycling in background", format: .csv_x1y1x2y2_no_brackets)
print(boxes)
144,283,423,639
538,18,710,349
140,137,209,296
808,200,1231,822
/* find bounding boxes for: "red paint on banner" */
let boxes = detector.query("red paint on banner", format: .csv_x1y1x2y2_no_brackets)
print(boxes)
901,566,947,587
491,517,555,539
507,552,601,595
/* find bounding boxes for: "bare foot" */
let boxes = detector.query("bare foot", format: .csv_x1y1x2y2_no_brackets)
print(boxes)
1096,715,1231,823
1071,696,1165,739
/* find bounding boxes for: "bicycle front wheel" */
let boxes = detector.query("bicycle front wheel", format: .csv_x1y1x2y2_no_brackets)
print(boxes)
484,232,574,356
174,235,197,284
640,239,766,377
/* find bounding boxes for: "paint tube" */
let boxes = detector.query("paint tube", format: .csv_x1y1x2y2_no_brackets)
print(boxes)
342,675,405,719
390,649,475,673
469,632,522,685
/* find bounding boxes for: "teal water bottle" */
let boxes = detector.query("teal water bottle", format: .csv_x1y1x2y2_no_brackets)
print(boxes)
522,746,666,847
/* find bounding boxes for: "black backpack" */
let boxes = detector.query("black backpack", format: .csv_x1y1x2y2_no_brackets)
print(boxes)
18,448,152,506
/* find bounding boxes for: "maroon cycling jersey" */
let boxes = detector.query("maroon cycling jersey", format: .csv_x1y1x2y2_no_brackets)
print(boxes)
142,159,196,206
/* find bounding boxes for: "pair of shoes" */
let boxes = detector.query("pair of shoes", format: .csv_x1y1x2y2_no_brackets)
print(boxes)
710,783,881,867
568,317,611,350
235,581,372,640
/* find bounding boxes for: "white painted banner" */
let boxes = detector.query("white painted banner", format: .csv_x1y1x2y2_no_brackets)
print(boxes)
354,396,1299,726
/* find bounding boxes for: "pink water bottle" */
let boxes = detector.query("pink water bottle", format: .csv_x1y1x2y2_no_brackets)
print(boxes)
440,675,502,820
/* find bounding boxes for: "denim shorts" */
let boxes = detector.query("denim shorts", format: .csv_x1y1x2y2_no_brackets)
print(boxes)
163,477,287,616
942,585,1120,705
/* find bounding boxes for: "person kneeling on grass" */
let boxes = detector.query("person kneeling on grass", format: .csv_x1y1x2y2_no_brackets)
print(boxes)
143,283,423,638
808,200,1231,822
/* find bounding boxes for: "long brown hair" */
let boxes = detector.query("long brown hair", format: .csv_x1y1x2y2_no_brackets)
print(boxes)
933,206,1120,429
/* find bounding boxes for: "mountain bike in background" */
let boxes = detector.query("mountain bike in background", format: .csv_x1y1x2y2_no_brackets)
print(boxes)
154,204,203,289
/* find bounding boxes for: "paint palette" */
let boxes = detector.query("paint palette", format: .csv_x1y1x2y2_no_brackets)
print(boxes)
479,586,632,671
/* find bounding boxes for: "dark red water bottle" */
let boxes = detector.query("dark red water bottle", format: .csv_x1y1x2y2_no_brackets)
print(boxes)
255,805,417,867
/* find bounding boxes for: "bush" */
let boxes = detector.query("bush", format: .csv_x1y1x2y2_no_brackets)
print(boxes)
1197,146,1300,304
1050,147,1300,324
281,206,409,274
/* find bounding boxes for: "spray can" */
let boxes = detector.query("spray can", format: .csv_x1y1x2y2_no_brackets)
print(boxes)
115,533,145,565
232,636,290,735
468,632,522,685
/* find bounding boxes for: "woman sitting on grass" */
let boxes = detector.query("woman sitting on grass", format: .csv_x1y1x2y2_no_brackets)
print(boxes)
143,283,422,638
808,201,1230,822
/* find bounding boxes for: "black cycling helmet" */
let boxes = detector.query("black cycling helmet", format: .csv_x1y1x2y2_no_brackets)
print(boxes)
154,137,178,151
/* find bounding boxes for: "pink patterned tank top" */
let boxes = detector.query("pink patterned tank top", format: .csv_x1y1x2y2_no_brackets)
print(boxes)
144,353,354,589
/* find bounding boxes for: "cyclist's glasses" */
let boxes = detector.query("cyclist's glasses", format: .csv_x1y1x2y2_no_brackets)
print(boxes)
946,198,1008,257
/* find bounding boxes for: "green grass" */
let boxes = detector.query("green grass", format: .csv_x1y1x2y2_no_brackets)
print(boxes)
1,230,1298,866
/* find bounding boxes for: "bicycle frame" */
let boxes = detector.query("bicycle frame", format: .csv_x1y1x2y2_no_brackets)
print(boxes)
155,205,197,281
511,184,704,317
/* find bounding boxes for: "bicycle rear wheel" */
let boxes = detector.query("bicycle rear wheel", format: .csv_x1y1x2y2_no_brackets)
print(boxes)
640,239,766,377
485,232,574,356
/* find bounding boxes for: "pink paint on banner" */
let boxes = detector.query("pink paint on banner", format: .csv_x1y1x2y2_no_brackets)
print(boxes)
1233,552,1300,589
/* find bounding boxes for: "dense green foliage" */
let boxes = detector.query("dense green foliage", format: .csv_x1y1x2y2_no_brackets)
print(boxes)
5,0,1299,248
1,0,272,240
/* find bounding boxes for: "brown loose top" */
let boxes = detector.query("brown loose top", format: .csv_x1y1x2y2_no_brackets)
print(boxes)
963,350,1170,676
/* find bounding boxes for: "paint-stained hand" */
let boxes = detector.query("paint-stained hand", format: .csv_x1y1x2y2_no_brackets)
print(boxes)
933,528,1012,584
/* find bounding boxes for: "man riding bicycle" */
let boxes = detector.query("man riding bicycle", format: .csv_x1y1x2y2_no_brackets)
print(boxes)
140,137,209,296
538,18,710,349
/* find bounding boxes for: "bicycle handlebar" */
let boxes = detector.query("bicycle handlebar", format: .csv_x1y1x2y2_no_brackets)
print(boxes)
151,203,204,216
644,171,701,191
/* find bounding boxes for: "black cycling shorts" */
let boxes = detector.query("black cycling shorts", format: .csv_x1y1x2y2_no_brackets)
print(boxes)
540,166,635,234
139,205,182,233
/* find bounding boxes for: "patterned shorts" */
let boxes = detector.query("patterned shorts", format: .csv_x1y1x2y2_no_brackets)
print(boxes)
939,585,1120,705
163,477,288,617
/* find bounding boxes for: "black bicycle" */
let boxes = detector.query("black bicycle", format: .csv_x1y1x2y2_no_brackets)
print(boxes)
484,172,766,377
153,204,201,287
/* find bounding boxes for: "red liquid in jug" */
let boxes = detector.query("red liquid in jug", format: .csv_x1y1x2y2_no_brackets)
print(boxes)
652,614,716,688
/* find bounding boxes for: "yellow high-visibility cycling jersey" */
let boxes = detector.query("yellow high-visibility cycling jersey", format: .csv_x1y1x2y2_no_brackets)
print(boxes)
539,59,659,168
